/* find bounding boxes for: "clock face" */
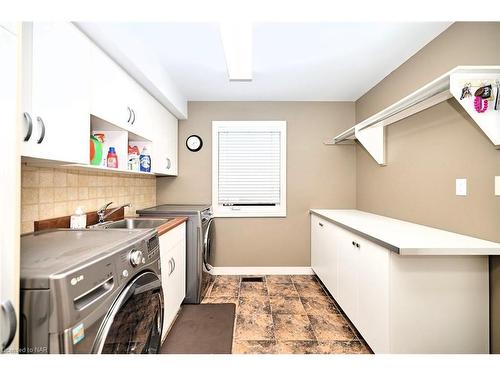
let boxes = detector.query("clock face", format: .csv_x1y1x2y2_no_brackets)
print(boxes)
186,135,203,152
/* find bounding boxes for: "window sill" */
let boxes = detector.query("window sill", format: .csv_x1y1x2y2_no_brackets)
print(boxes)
213,210,287,218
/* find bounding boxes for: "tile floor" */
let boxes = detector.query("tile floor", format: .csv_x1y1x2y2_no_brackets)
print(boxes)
201,274,371,354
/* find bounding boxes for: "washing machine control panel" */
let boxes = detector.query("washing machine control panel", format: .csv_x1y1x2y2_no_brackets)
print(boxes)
128,249,144,267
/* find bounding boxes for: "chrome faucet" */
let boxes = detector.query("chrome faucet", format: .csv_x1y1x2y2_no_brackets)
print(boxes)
97,202,132,223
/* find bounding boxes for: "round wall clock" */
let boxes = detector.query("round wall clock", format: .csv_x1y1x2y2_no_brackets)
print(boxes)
186,135,203,152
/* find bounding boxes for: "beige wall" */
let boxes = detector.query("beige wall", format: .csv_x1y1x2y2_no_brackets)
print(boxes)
157,101,356,266
21,165,156,233
355,22,500,352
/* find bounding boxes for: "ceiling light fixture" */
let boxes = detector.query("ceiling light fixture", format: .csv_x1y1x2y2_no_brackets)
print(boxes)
219,22,253,81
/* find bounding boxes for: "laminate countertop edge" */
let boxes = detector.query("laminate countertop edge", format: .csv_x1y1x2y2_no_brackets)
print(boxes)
310,210,401,254
310,209,500,256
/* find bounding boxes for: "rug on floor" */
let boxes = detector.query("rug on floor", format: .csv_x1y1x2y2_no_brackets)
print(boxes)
161,303,236,354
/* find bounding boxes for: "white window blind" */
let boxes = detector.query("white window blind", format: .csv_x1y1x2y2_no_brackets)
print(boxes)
218,131,281,205
212,121,287,217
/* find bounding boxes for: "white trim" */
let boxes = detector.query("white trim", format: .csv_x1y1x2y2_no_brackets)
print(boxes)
212,120,287,218
209,267,314,276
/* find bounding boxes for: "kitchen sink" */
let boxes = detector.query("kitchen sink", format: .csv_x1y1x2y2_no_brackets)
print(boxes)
91,218,171,229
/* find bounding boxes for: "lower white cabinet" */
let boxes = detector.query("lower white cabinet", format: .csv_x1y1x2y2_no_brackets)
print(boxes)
310,212,489,354
159,222,186,342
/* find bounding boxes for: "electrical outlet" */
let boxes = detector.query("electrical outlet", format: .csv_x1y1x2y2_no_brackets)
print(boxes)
456,178,467,196
495,176,500,196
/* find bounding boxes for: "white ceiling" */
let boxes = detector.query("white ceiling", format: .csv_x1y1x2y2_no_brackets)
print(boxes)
80,22,452,102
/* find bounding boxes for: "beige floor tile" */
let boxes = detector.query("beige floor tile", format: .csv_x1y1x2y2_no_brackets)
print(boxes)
239,282,268,297
215,275,241,287
270,296,307,315
291,275,318,283
300,296,338,315
232,340,277,354
266,275,293,284
294,281,326,297
209,283,239,298
268,283,299,297
272,314,316,341
235,314,274,341
308,313,356,341
238,296,271,315
315,340,371,354
275,340,321,354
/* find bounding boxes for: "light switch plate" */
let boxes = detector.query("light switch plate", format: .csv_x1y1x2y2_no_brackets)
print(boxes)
495,176,500,196
456,178,467,196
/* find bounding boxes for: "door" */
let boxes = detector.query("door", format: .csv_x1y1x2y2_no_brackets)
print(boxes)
202,217,214,272
1,22,20,354
90,42,135,133
21,22,90,164
93,271,163,354
311,215,334,292
152,102,178,176
357,237,390,353
337,226,359,323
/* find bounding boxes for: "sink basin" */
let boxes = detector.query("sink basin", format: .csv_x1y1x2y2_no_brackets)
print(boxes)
94,218,171,230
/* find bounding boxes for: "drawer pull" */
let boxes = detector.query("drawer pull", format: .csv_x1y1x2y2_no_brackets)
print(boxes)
318,222,324,227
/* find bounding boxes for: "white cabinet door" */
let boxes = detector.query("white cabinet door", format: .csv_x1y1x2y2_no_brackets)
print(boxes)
311,215,337,295
356,237,390,353
21,22,90,164
90,43,135,133
152,102,178,176
336,226,359,323
159,223,186,341
90,44,155,141
1,23,20,352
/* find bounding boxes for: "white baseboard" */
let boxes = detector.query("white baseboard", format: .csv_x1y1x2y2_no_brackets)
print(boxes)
209,266,314,276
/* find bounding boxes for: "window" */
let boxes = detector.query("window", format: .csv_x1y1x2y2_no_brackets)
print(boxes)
212,121,287,217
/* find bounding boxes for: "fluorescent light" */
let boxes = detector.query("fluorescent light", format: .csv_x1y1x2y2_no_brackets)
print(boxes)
219,22,252,81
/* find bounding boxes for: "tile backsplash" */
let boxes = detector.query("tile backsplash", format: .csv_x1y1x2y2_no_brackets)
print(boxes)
21,165,156,233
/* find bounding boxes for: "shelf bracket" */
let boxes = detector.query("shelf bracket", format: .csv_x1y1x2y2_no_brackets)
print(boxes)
355,126,386,165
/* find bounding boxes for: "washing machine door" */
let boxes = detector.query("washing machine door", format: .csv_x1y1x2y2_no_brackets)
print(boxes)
93,271,163,354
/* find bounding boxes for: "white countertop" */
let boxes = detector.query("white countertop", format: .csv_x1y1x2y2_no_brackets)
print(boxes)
310,209,500,256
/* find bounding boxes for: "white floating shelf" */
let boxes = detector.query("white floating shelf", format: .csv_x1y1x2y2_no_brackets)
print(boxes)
327,66,500,165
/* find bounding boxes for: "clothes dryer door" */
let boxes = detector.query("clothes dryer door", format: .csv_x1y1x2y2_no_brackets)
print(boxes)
202,218,214,271
93,271,163,354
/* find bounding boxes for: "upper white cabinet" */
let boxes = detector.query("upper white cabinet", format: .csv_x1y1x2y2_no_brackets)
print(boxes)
151,98,178,176
21,23,91,164
20,22,180,176
90,44,153,140
90,42,178,175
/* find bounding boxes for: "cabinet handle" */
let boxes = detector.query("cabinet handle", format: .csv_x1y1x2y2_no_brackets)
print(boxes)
131,109,136,124
172,258,176,272
168,259,173,275
36,116,45,144
318,222,323,227
23,112,33,141
127,107,132,123
356,243,360,248
166,158,171,169
352,241,355,246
